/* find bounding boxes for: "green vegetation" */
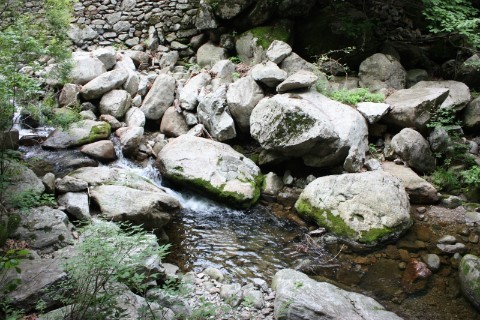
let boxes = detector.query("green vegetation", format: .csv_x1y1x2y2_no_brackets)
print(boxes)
8,190,56,212
248,25,291,50
422,0,480,52
42,221,171,320
427,107,480,199
326,88,385,105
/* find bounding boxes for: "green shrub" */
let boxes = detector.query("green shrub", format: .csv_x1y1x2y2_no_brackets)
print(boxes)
8,190,56,211
462,165,480,190
327,88,385,105
44,221,171,320
431,168,462,192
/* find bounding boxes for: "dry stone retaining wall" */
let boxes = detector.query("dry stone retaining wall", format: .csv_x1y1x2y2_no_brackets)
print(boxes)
70,0,201,51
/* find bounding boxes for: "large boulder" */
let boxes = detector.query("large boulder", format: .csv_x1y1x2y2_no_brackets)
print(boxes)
391,128,436,174
57,192,91,220
295,171,412,245
266,40,292,64
179,72,211,111
68,167,165,192
90,185,179,228
3,162,44,201
196,42,228,68
459,254,480,310
80,69,129,100
42,120,111,149
197,85,237,141
68,24,98,46
92,47,117,70
358,53,406,92
250,91,369,172
99,89,132,119
70,52,106,85
157,135,262,208
14,207,74,253
279,52,315,76
115,126,144,158
464,96,480,132
384,87,450,131
251,61,288,87
80,140,117,162
160,107,189,137
140,74,176,120
276,70,318,93
125,107,146,128
272,269,402,320
226,76,264,133
382,162,439,204
411,80,471,111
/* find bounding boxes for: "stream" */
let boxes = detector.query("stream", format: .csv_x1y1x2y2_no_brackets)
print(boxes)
16,125,480,320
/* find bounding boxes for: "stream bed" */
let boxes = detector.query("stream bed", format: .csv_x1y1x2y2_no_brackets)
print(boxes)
19,134,480,320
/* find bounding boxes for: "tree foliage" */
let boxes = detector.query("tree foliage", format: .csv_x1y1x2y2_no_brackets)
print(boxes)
422,0,480,52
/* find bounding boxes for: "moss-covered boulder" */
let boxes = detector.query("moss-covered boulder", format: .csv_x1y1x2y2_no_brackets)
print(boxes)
157,135,263,208
459,254,480,310
295,171,412,246
236,23,292,64
42,120,111,149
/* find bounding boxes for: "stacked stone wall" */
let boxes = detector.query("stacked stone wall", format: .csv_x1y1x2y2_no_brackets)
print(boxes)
70,0,201,52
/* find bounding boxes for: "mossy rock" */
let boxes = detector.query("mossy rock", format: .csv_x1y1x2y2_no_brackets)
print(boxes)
459,254,480,310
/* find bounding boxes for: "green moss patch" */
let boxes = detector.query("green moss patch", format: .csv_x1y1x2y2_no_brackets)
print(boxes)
76,122,111,146
295,198,356,239
166,172,263,209
248,25,291,49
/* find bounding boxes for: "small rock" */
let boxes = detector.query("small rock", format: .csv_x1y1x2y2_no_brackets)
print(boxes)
437,243,466,254
204,267,224,283
402,259,432,293
422,254,441,271
417,207,427,214
438,235,457,244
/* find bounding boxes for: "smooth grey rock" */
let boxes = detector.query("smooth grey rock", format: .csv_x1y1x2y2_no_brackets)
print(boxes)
157,135,262,208
42,120,111,149
438,235,457,244
125,107,146,127
123,68,140,96
251,61,288,87
80,140,117,162
197,42,227,68
79,110,96,120
114,54,136,71
384,87,449,131
262,172,283,196
356,102,391,124
428,127,451,153
14,207,73,253
204,267,224,283
99,89,132,119
58,192,90,220
179,72,211,111
295,171,412,245
42,172,56,193
382,162,439,204
92,47,117,70
159,51,179,71
115,126,144,158
279,52,316,76
70,52,106,85
411,80,471,111
160,107,189,137
235,31,265,65
140,73,176,120
437,243,466,254
68,167,164,192
272,269,402,320
358,53,406,92
459,254,480,309
242,287,264,309
226,76,264,133
266,40,292,64
276,70,318,93
90,185,178,228
391,128,436,174
3,162,44,199
406,69,429,88
365,158,382,171
423,253,441,271
464,96,480,131
55,175,88,193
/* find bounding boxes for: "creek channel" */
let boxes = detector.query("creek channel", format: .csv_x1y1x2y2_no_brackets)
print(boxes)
17,125,480,320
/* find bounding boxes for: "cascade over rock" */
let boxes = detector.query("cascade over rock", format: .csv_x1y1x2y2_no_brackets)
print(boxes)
295,171,412,246
157,135,262,208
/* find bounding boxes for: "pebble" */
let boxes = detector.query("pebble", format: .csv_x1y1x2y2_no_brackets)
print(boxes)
416,207,427,214
436,243,466,254
437,235,457,244
468,233,479,243
422,253,441,271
